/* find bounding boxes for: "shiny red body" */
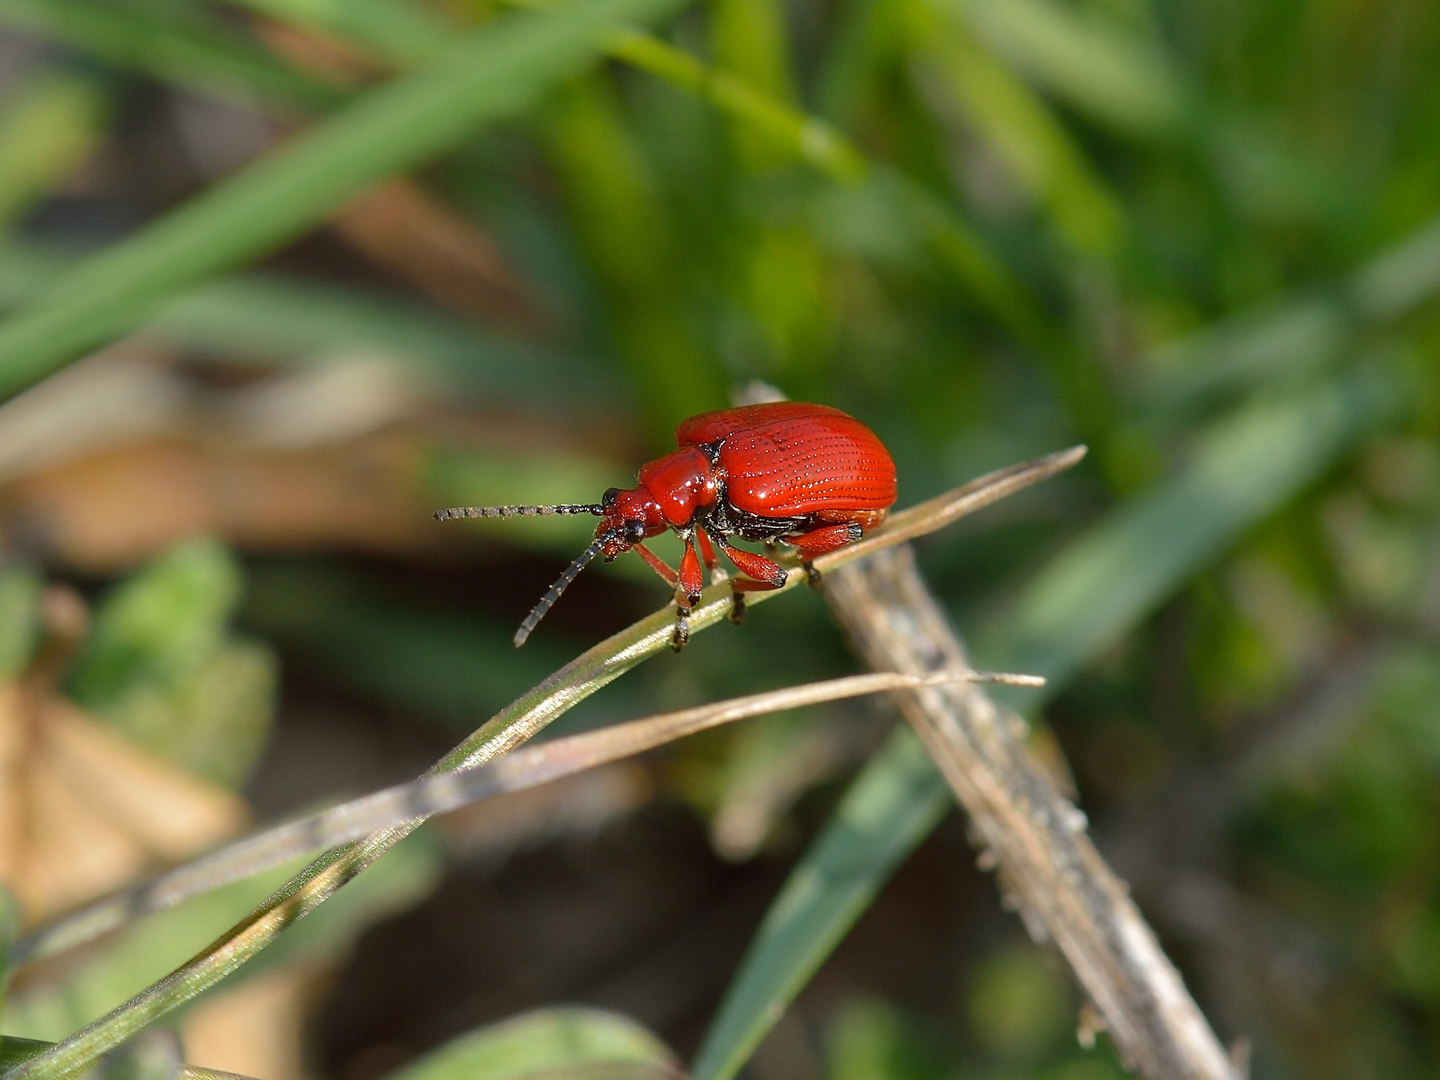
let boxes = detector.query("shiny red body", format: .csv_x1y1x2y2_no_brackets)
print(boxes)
596,403,897,609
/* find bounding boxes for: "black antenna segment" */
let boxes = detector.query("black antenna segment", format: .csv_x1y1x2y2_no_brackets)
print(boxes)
435,503,605,521
513,535,609,647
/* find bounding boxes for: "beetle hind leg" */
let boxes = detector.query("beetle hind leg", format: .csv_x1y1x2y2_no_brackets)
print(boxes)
787,522,864,589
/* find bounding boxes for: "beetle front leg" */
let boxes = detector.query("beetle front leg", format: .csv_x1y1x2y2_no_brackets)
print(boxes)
668,533,706,652
678,533,705,605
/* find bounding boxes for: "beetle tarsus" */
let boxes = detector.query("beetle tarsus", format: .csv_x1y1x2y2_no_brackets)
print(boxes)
671,606,691,651
804,562,823,590
729,590,746,625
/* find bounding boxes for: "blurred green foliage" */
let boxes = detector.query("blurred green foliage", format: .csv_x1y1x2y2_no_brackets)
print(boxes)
0,565,42,683
383,1007,677,1080
67,540,277,788
0,0,1437,1077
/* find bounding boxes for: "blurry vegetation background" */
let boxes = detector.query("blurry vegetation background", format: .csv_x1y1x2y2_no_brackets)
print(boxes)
0,0,1437,1078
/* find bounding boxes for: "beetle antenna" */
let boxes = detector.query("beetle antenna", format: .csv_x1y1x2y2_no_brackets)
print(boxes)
514,534,608,647
435,503,605,521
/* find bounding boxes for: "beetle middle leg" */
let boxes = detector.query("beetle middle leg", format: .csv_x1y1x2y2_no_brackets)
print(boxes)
708,533,787,624
695,529,725,579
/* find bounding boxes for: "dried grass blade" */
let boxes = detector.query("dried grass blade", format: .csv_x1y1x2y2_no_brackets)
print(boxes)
13,669,1040,965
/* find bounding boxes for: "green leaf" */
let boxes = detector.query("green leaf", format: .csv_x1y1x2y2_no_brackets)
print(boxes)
69,540,242,705
0,0,695,403
689,369,1407,1080
383,1008,677,1080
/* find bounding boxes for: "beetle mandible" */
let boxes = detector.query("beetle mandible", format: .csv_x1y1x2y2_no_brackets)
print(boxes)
435,402,898,650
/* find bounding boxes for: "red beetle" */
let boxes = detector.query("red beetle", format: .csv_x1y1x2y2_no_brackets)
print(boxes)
436,402,897,649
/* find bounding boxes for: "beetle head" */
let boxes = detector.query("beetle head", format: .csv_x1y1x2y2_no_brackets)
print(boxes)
596,486,666,559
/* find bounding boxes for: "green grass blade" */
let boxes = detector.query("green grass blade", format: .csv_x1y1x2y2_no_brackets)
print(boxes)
688,730,948,1080
987,369,1407,685
218,0,1055,384
689,368,1408,1080
0,0,339,114
0,0,693,404
956,0,1189,139
0,1043,46,1075
1141,211,1440,414
0,241,613,406
911,0,1125,258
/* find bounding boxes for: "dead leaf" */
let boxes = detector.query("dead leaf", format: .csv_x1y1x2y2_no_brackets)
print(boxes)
0,683,247,922
0,434,436,573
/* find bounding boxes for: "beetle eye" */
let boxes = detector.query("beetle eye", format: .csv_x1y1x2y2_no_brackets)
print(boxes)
623,520,646,544
602,487,620,509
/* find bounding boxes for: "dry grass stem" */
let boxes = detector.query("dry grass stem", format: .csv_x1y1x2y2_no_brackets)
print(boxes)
822,546,1239,1080
12,668,1040,965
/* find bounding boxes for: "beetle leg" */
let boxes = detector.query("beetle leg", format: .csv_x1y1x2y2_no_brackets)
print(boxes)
632,542,679,586
695,527,731,589
695,528,720,570
664,535,705,651
711,534,789,589
678,534,705,606
787,522,864,558
786,522,863,589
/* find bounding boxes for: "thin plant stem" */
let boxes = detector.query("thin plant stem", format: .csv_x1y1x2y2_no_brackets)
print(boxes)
12,669,1042,965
